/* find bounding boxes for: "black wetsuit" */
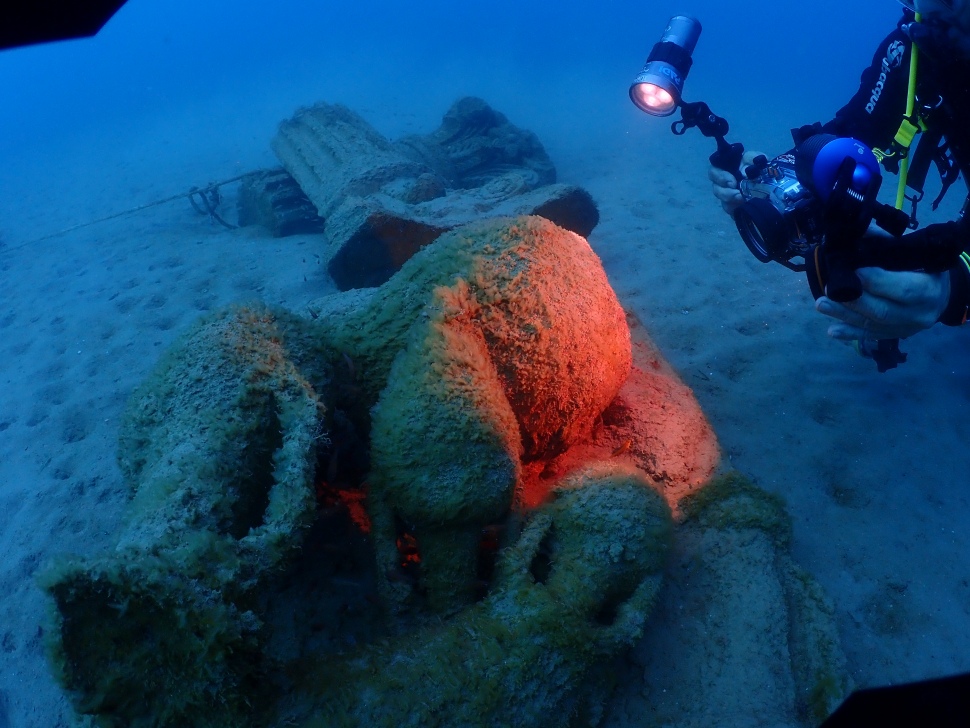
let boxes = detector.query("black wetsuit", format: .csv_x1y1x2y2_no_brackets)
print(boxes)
815,11,970,325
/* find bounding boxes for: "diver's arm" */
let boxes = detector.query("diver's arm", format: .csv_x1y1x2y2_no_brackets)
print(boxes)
781,21,914,177
818,17,914,153
817,220,970,338
904,220,970,327
857,218,970,326
711,18,912,215
939,248,970,325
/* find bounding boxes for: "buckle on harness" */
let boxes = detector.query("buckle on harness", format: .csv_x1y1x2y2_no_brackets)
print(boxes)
904,189,924,230
893,116,921,150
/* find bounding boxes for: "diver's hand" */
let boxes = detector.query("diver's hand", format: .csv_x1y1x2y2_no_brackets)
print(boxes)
815,267,951,341
708,150,764,216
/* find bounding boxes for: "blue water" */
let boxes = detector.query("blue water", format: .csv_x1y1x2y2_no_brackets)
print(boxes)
1,1,901,158
2,1,962,726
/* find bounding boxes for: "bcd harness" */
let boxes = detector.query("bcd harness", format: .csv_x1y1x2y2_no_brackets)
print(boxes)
871,12,968,229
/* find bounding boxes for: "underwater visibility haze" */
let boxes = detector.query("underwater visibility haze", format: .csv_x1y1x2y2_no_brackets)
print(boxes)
2,1,970,726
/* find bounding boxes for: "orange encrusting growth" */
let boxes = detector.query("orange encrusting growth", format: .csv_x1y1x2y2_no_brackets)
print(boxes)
514,309,719,515
317,481,372,534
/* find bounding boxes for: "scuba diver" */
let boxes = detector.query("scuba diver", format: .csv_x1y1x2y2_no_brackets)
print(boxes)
710,0,970,348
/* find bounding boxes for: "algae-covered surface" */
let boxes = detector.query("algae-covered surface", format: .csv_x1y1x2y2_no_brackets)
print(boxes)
29,217,847,727
3,2,970,727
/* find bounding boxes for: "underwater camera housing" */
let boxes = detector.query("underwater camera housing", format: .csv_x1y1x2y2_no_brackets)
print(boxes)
628,16,932,372
736,132,910,302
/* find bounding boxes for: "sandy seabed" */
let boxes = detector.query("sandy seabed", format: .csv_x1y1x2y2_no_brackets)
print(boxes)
2,73,970,727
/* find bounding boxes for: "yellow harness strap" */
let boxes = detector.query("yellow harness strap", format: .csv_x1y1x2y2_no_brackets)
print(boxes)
895,12,922,210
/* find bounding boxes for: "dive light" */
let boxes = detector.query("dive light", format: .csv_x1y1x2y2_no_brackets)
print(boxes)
629,15,702,117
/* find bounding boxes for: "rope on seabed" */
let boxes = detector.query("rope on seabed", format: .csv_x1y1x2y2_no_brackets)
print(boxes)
188,185,237,230
2,168,282,253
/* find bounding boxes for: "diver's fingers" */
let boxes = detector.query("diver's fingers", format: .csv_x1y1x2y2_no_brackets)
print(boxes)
817,291,932,340
712,183,741,204
827,322,870,341
708,150,766,186
855,267,935,304
816,297,878,331
711,183,742,215
708,166,738,188
741,150,766,166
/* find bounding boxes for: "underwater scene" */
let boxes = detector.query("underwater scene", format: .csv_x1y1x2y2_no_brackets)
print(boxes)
2,0,970,725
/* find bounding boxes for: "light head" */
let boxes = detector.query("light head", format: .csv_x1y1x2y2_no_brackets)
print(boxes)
629,16,702,117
